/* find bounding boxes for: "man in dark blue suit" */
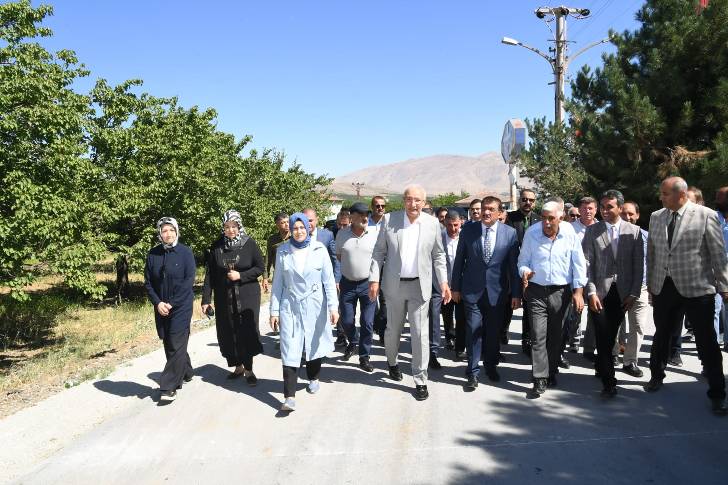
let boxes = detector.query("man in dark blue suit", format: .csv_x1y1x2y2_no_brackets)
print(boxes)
452,196,521,390
304,208,344,344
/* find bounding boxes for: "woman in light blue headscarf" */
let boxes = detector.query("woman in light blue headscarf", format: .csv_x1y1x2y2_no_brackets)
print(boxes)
269,212,339,412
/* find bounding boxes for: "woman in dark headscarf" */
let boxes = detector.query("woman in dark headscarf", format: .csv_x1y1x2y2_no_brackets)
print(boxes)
144,217,196,402
202,210,265,385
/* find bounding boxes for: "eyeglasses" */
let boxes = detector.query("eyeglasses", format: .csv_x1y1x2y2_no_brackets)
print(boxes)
374,204,386,209
521,198,535,203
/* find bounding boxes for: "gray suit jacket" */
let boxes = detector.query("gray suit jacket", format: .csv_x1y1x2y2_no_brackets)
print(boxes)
582,220,644,301
647,201,728,297
369,211,448,301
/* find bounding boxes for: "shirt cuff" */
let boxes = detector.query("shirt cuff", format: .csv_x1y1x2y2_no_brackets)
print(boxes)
518,266,532,278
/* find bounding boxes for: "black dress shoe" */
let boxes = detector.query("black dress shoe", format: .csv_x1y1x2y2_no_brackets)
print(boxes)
389,365,403,381
601,385,618,398
183,374,193,383
568,343,579,353
612,355,620,367
486,368,500,382
359,357,374,373
227,370,244,380
559,355,571,369
335,334,348,347
343,343,356,361
622,363,644,378
414,385,429,401
445,339,455,350
246,372,258,386
547,375,557,388
533,378,547,395
583,352,595,362
455,350,467,361
645,378,663,392
465,375,479,391
428,354,442,369
668,354,683,367
711,398,728,416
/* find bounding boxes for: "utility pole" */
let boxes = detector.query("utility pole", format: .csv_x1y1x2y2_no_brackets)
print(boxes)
502,6,611,125
351,182,365,199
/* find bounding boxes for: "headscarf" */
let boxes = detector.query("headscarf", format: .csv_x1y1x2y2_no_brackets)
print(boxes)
156,217,179,249
288,212,311,249
222,209,249,248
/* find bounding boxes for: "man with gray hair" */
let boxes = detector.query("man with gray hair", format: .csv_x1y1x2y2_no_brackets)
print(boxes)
369,184,450,401
646,176,728,414
518,201,587,396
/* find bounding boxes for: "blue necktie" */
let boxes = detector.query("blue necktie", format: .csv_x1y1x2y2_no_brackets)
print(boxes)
483,227,492,264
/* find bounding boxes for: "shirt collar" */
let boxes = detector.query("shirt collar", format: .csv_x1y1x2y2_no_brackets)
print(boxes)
605,218,621,231
673,202,689,217
403,213,421,228
481,221,498,232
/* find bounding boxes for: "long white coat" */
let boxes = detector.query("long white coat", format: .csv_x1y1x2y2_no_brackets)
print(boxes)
270,241,338,367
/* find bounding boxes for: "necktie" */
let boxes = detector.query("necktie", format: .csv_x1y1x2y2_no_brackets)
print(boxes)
667,211,677,248
524,215,529,230
483,227,492,264
610,225,618,258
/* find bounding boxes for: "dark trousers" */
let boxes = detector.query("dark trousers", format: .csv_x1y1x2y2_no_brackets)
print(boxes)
464,296,505,377
160,328,193,392
590,285,623,387
651,277,725,399
282,358,322,398
374,288,388,336
522,298,532,344
429,291,465,356
339,277,376,358
527,284,571,379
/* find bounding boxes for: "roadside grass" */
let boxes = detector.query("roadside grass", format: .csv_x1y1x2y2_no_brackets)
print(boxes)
0,263,271,419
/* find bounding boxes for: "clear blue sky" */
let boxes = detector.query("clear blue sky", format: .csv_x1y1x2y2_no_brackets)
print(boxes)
40,0,640,177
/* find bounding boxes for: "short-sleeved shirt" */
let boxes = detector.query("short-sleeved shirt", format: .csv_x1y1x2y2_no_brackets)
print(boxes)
335,226,378,281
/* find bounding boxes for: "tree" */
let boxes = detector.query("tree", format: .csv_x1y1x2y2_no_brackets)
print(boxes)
431,191,469,208
569,0,728,215
0,1,105,300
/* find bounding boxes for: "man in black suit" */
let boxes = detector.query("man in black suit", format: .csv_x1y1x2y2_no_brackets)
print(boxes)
505,188,540,354
452,196,521,390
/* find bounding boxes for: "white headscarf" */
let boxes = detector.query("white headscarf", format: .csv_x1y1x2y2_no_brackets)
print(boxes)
156,217,179,249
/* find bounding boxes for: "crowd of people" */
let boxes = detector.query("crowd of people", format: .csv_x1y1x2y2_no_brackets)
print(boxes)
143,178,728,415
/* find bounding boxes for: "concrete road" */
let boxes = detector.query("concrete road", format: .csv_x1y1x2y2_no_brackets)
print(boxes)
2,306,728,484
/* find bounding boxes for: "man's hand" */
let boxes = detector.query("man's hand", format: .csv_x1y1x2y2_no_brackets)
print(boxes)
156,302,172,316
201,303,214,316
452,291,462,304
621,295,637,312
441,283,452,305
588,294,602,313
262,279,270,293
269,316,279,331
522,271,535,289
336,283,340,293
227,270,240,281
368,282,380,302
329,311,339,326
511,297,521,310
573,289,585,313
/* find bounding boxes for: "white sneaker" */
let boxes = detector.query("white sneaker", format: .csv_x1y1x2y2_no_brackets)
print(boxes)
307,379,320,394
281,397,296,411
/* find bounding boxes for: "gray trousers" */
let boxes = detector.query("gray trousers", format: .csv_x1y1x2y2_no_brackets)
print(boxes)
527,284,572,379
384,279,430,386
622,285,649,366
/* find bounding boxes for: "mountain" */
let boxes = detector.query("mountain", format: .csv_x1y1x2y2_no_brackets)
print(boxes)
331,152,528,197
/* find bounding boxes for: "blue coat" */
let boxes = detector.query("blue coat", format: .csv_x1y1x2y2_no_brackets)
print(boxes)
451,222,521,306
270,241,339,367
144,243,196,339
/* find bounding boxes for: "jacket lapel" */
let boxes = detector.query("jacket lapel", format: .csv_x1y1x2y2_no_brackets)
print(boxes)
475,223,484,260
598,222,615,262
396,212,405,260
670,204,694,250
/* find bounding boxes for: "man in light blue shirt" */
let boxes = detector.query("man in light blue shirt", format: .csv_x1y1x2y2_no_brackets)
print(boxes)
518,201,587,396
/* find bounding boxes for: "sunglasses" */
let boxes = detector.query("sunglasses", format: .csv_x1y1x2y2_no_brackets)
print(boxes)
521,198,535,203
374,204,386,209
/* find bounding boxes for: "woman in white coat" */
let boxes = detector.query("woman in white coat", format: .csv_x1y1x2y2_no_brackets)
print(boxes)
270,212,339,412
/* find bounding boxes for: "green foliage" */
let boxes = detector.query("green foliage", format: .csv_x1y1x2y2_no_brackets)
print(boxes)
431,191,469,208
0,0,332,301
0,293,71,349
518,118,588,205
568,0,728,214
0,0,106,300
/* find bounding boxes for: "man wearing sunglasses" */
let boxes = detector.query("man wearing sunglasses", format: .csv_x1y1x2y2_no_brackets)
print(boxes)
506,189,541,355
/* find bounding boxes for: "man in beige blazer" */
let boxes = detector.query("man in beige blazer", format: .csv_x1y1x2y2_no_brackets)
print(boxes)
369,184,450,401
646,177,728,415
582,190,644,398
